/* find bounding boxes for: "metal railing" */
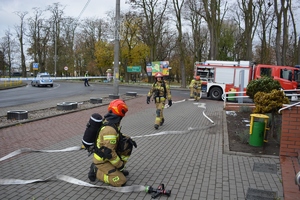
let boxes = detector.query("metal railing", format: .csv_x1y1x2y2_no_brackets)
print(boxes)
278,101,300,113
222,89,300,110
222,91,250,108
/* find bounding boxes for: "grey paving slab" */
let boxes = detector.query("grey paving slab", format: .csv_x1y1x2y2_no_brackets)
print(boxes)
0,97,283,200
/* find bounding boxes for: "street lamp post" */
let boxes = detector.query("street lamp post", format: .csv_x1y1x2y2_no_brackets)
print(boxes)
113,0,120,97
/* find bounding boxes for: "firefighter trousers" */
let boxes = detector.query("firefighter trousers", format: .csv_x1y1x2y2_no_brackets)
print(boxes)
154,99,165,125
189,87,194,98
93,150,131,187
93,158,126,187
193,88,201,101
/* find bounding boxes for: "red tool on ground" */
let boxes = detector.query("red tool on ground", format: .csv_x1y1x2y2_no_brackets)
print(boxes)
145,184,171,199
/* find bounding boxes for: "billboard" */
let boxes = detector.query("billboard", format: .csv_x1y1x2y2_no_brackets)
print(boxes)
146,61,169,76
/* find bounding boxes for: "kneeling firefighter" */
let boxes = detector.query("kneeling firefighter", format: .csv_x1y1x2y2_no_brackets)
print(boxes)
88,99,137,187
147,72,172,130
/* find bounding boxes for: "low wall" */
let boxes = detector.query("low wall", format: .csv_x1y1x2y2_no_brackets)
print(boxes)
224,102,255,112
280,105,300,157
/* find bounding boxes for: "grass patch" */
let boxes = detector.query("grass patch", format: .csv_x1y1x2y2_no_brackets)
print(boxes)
237,130,249,144
0,80,26,89
239,105,253,113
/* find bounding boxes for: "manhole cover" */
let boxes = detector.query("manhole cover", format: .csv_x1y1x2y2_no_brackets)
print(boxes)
246,188,277,200
253,162,277,174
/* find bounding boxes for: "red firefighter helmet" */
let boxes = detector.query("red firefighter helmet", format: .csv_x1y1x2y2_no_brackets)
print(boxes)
108,99,128,117
195,76,200,80
154,72,163,78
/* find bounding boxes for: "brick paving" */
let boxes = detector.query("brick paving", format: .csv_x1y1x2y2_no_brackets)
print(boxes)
0,94,286,199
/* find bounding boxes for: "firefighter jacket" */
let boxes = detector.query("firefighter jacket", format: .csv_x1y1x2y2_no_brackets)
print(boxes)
189,79,195,88
93,125,124,169
147,80,171,101
192,80,202,89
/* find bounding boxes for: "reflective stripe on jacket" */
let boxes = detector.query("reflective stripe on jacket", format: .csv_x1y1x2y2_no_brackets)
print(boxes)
147,80,171,100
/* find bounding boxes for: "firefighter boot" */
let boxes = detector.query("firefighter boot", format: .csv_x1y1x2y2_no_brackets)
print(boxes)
154,124,159,129
122,170,129,177
160,118,165,126
88,163,97,182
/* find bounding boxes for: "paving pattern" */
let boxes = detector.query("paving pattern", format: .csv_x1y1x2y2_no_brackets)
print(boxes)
0,95,284,200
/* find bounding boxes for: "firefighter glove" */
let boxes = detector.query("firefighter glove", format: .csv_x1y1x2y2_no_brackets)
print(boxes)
129,138,137,148
168,100,172,107
146,96,150,104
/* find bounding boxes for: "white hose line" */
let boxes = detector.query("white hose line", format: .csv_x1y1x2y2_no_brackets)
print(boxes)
0,146,82,162
0,174,146,193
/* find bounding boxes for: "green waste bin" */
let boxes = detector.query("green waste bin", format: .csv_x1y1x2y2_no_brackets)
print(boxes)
249,121,265,147
228,88,236,101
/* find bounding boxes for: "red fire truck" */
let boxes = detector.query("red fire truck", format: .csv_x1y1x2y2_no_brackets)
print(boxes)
194,60,300,100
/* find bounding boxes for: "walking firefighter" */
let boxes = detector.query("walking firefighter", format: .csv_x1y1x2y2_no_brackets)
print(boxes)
146,72,172,130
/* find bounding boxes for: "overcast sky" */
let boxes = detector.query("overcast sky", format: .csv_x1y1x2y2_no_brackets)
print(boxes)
0,0,129,36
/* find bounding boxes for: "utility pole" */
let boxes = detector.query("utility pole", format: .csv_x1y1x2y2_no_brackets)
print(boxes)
54,12,58,77
298,36,300,65
113,0,120,97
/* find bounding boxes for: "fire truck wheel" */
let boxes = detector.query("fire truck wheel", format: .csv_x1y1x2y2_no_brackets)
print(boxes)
210,87,222,100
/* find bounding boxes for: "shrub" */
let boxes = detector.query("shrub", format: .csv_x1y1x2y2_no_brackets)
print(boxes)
253,89,289,139
246,76,281,100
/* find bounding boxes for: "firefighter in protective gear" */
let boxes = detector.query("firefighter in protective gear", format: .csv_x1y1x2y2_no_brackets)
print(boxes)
146,72,172,130
88,99,137,187
189,78,196,98
191,76,202,101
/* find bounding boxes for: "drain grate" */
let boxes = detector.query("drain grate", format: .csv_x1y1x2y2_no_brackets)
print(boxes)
253,162,277,174
246,188,277,200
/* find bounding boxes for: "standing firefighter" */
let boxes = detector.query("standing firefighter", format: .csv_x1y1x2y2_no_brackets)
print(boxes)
191,76,202,101
189,78,196,98
88,99,137,187
147,72,172,130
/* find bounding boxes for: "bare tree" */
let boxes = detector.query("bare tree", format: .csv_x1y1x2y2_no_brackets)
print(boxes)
185,0,207,63
172,0,187,87
15,11,28,77
47,3,65,76
60,16,77,76
287,0,298,66
235,0,261,61
256,0,275,64
199,0,228,60
128,0,169,62
27,7,51,73
75,17,109,76
1,30,16,77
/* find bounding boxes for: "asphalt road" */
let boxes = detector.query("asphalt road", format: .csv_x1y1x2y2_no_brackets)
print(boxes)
0,81,191,108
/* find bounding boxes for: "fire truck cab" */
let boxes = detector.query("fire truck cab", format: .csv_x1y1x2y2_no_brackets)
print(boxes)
194,61,300,100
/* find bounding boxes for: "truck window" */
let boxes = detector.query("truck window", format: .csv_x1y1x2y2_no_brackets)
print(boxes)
260,68,272,77
196,67,214,82
295,70,300,81
280,69,292,81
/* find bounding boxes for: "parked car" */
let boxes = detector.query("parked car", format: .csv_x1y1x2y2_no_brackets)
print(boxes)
31,72,53,87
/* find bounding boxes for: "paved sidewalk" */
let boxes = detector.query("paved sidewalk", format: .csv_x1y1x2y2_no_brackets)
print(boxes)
0,96,284,199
